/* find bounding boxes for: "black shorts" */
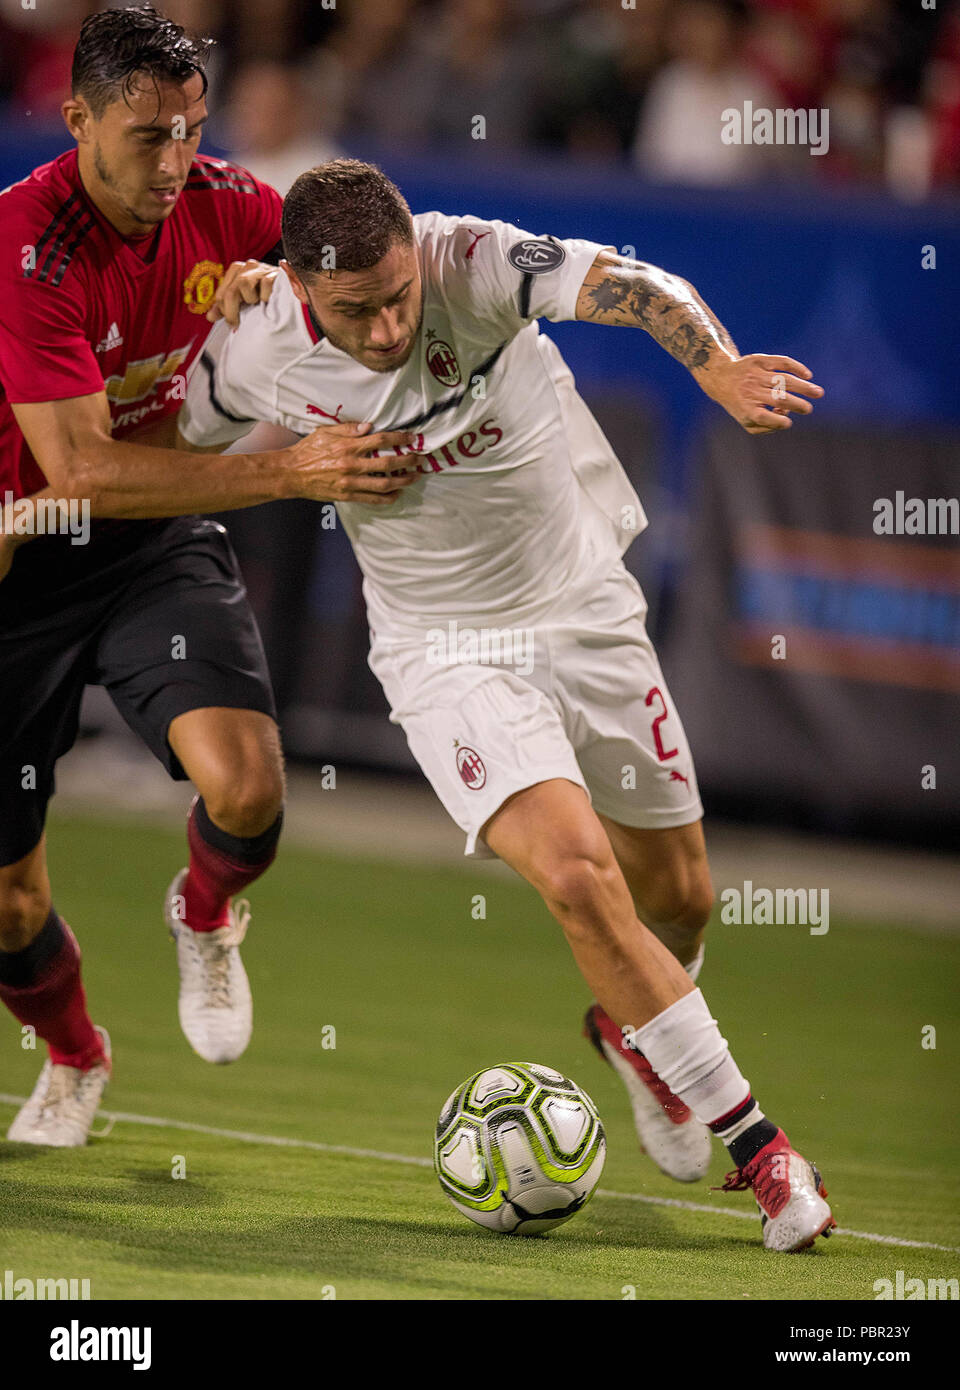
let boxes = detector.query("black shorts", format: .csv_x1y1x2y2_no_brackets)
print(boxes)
0,516,277,867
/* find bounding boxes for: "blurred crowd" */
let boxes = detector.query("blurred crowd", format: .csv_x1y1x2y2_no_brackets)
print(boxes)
0,0,957,196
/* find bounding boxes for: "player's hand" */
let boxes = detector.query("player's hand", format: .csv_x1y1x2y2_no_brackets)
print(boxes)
284,421,425,504
693,354,824,434
207,260,279,330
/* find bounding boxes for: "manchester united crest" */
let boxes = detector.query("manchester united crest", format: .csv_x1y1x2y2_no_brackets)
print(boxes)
426,327,461,386
183,259,224,315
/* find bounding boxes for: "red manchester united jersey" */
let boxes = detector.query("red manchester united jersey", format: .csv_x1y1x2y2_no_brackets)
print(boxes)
0,149,281,501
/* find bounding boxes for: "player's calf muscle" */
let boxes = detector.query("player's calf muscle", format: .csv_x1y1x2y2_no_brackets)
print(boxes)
636,870,714,936
0,864,51,949
600,820,714,943
615,875,711,970
566,916,695,1031
485,784,692,1024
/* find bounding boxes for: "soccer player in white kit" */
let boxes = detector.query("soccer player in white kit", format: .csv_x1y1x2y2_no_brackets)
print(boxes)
179,160,834,1250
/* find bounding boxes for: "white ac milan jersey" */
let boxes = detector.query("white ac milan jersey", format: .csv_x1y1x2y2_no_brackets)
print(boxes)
180,212,647,634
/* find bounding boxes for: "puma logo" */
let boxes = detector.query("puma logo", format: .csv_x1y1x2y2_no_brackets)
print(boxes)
306,402,344,422
669,769,690,787
465,230,492,261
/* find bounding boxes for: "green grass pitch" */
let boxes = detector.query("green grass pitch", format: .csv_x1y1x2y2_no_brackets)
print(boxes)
1,813,957,1300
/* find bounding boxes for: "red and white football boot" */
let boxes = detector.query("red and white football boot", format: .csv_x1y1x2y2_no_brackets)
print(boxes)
716,1127,836,1251
583,1002,712,1182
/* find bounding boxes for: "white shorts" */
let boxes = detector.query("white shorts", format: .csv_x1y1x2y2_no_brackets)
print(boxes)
368,564,703,858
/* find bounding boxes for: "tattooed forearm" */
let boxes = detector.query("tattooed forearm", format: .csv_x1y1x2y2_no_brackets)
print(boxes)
575,252,738,372
572,251,824,434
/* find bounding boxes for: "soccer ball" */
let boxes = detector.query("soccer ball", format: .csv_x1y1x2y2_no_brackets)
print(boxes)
434,1062,606,1234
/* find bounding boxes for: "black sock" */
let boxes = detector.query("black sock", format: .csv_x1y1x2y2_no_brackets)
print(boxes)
710,1094,781,1168
194,796,283,864
0,908,65,988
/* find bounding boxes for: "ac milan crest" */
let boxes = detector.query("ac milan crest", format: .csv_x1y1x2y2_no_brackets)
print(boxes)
426,328,461,386
456,745,486,790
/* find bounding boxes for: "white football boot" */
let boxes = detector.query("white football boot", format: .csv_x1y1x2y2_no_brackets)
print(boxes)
6,1025,111,1147
165,869,253,1064
584,1003,712,1182
717,1128,836,1251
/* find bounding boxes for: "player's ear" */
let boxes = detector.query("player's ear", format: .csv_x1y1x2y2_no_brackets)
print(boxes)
280,260,309,304
62,95,93,144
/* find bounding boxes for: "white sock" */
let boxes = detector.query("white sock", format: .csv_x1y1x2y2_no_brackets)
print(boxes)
631,988,750,1126
684,944,705,983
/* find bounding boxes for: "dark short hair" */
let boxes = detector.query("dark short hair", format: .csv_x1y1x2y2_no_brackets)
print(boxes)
282,160,414,277
72,5,213,119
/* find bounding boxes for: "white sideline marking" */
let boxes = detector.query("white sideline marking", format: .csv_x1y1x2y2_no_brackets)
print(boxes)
596,1187,960,1253
3,1093,958,1255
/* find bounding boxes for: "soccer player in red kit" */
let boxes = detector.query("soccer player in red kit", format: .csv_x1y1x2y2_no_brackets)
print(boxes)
0,6,419,1146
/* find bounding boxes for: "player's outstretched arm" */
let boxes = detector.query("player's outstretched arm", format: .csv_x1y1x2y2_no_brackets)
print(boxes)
575,249,824,434
10,392,421,521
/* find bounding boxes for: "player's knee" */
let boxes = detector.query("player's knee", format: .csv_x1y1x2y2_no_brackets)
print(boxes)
200,763,285,839
538,851,621,941
0,883,52,952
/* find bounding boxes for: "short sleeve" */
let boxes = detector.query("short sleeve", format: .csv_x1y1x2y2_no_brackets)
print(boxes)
179,315,266,446
0,269,103,404
433,215,611,334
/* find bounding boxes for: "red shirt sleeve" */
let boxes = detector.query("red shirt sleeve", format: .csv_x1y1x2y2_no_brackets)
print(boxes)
0,265,102,404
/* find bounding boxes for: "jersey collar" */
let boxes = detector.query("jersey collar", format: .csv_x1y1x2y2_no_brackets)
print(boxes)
301,301,325,345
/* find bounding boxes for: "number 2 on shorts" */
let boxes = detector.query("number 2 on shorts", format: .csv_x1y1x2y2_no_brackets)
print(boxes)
645,685,678,762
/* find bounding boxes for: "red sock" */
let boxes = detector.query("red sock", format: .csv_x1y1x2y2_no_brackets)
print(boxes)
0,918,104,1071
181,797,282,931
